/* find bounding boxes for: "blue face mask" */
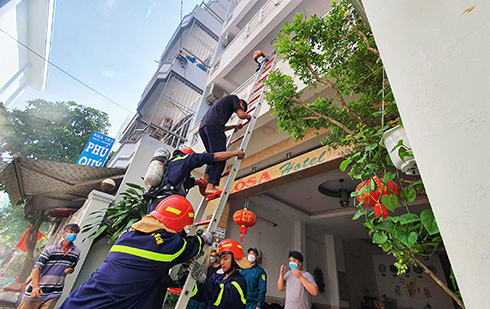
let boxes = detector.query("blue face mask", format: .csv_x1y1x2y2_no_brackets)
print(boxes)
289,262,298,270
65,233,77,243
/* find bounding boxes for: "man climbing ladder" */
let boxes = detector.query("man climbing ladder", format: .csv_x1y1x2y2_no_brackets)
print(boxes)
173,50,278,309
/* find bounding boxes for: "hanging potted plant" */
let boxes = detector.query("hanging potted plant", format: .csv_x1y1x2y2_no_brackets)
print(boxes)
383,125,419,176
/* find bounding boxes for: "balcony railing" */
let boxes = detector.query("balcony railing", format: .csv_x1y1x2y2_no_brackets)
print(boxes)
210,0,283,75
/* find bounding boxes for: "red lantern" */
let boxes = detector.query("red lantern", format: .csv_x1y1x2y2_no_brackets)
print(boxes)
355,177,401,219
233,208,257,242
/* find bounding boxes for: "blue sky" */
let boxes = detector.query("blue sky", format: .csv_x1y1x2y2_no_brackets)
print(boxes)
11,0,203,138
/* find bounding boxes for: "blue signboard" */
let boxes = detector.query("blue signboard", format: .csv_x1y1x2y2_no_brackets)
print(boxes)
76,132,115,167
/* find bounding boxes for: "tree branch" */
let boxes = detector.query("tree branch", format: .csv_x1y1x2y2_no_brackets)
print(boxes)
289,96,354,135
299,56,367,126
409,255,465,309
351,27,379,56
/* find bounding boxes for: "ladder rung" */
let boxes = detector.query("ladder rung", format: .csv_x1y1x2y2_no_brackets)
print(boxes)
253,84,264,93
249,94,261,104
194,220,211,226
168,287,182,294
221,170,230,178
231,135,244,144
264,56,275,67
257,74,269,84
239,119,250,129
246,106,256,114
261,65,272,74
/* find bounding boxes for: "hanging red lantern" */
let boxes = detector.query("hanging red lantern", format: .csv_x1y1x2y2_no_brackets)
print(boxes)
355,177,401,207
374,204,390,219
233,208,257,242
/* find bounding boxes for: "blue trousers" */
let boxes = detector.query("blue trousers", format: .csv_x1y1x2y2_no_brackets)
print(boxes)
198,125,226,185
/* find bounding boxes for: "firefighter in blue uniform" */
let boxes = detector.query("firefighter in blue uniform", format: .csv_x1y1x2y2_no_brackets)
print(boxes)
241,247,267,309
198,95,251,199
145,146,245,213
59,195,213,309
191,238,251,309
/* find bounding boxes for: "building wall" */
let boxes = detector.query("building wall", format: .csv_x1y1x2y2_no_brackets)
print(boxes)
372,254,453,309
362,1,490,308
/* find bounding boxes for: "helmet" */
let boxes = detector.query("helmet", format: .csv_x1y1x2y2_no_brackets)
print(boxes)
216,239,251,269
253,50,266,63
172,146,195,157
150,195,195,232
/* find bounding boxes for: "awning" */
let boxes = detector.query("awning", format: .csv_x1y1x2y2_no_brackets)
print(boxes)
0,157,126,213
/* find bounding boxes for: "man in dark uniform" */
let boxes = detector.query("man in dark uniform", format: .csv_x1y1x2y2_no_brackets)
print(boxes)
59,195,213,309
198,95,251,199
241,248,267,309
145,146,245,213
191,238,251,309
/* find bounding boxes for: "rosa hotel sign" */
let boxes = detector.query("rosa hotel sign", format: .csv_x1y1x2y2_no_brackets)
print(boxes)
229,146,350,196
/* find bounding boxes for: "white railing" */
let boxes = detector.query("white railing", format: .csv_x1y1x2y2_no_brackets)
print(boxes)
210,0,283,75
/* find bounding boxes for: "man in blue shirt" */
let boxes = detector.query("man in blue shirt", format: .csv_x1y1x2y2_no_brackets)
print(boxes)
241,248,267,309
145,146,245,213
59,195,213,309
199,95,251,199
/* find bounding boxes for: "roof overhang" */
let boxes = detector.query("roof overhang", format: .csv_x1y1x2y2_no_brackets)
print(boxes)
0,157,126,214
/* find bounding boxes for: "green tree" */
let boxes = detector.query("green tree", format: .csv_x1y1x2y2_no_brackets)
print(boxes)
0,99,111,281
0,99,110,164
265,1,463,307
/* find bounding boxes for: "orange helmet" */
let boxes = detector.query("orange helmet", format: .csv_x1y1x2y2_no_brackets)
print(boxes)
150,195,195,232
216,239,251,269
253,50,266,63
173,146,195,157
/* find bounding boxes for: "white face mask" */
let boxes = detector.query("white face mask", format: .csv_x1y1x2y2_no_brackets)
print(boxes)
210,256,216,263
247,254,256,263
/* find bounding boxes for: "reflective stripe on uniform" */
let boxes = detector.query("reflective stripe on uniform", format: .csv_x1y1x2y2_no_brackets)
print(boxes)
196,235,202,256
171,155,188,162
191,283,198,298
213,283,225,306
109,240,187,262
231,281,246,304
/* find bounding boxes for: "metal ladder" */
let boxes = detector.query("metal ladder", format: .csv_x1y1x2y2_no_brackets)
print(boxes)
172,53,278,309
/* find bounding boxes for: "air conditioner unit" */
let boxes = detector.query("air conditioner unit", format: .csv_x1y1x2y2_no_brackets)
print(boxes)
206,83,224,105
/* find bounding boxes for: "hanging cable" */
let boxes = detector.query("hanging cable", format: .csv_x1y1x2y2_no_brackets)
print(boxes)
0,28,135,115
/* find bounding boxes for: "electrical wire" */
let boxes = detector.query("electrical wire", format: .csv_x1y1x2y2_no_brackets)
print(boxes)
0,28,135,115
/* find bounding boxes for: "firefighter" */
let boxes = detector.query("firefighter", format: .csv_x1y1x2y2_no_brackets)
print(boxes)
190,238,251,309
59,195,214,309
144,146,245,213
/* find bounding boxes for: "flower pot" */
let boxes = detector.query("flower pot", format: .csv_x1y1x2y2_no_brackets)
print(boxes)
383,125,419,175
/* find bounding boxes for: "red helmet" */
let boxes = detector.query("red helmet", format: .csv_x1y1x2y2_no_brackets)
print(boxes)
216,239,251,269
173,146,195,157
253,50,266,63
150,195,195,232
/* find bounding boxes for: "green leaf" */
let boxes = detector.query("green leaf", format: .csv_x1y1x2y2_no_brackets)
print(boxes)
92,225,108,239
383,172,396,182
420,209,440,235
398,213,420,225
353,208,367,220
373,232,388,244
366,163,379,170
381,194,398,212
400,186,417,202
365,143,377,151
376,221,394,233
398,231,418,247
339,160,351,171
380,241,393,252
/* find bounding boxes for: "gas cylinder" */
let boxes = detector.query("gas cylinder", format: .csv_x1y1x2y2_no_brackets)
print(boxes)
144,148,170,188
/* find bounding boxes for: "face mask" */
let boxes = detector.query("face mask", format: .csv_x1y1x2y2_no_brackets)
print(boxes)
210,256,216,263
289,262,298,270
247,254,256,263
65,233,77,243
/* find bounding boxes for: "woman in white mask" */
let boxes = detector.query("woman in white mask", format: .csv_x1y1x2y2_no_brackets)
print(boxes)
241,248,268,309
207,249,221,277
